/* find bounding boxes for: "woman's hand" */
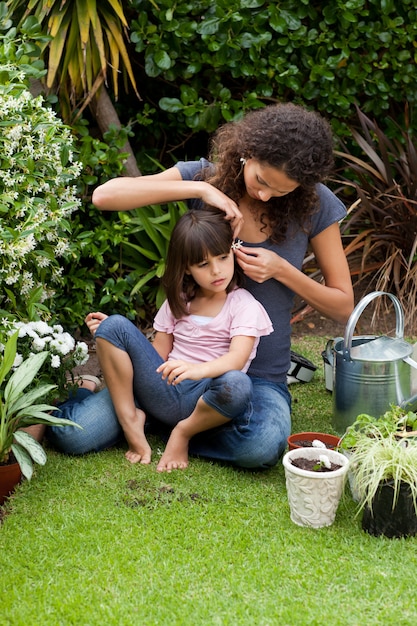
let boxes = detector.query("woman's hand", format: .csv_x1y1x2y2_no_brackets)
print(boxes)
85,312,108,336
234,246,281,283
199,183,244,237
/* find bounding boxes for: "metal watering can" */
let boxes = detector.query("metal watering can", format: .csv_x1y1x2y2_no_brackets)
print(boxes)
326,291,417,434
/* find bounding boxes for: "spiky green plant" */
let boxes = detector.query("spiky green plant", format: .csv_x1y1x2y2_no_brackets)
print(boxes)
349,432,417,515
333,107,417,331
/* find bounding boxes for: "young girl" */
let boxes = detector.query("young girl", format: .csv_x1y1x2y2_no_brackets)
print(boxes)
53,208,272,472
50,102,354,469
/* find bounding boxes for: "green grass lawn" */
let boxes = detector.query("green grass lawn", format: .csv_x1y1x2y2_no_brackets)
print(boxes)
1,337,416,626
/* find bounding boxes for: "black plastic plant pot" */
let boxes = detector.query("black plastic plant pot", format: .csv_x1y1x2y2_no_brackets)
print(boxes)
362,480,417,539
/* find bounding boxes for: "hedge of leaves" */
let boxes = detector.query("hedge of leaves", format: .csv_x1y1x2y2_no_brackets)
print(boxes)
128,0,417,154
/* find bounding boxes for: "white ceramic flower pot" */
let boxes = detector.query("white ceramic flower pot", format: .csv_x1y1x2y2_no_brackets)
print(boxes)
282,447,350,528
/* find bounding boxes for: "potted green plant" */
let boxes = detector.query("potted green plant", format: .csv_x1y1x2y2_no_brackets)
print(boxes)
0,331,82,504
282,447,349,528
339,406,417,538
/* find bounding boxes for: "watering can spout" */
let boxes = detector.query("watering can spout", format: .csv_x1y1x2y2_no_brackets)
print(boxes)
401,393,417,413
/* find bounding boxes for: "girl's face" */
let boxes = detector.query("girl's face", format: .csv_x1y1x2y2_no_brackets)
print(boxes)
187,250,235,295
243,158,299,202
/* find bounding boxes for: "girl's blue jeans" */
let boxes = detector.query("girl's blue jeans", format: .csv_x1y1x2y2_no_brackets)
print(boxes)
48,315,291,469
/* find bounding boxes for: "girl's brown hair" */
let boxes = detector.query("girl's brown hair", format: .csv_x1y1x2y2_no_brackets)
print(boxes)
203,102,335,243
162,208,243,319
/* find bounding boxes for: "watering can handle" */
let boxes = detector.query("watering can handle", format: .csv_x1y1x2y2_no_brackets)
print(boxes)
343,291,404,360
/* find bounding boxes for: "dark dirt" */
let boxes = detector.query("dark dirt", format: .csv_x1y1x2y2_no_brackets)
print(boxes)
290,458,342,472
291,439,337,449
290,288,403,339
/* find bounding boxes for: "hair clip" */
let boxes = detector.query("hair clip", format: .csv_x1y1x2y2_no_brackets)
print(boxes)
231,239,243,250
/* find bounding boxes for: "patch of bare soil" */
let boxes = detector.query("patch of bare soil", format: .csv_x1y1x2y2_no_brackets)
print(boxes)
291,286,413,339
290,457,342,472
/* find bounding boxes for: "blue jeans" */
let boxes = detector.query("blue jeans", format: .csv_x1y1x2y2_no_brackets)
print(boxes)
48,316,292,468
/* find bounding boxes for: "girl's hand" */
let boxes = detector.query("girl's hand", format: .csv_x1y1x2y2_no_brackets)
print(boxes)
156,360,203,385
200,183,244,237
85,312,108,336
234,246,282,283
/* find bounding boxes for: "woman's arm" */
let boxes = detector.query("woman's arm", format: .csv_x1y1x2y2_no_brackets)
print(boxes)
234,223,354,324
92,166,242,225
156,335,256,385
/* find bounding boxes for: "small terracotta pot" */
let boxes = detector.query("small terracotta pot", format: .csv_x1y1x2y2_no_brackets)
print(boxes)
287,431,341,451
0,461,22,505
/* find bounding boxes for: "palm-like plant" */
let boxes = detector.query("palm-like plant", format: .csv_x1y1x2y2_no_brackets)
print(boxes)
6,0,140,174
332,108,417,331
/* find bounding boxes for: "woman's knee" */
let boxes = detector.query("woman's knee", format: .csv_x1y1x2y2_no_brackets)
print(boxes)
48,388,123,455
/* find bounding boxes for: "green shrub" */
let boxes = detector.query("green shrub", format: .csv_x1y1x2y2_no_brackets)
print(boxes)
129,0,417,154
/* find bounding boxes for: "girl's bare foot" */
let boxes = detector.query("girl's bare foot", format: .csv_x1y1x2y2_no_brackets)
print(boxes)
156,426,190,472
124,408,152,465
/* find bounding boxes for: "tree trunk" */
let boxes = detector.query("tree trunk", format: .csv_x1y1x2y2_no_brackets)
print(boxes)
91,87,142,177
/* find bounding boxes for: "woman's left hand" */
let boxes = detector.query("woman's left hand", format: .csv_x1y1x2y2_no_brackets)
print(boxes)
234,246,281,283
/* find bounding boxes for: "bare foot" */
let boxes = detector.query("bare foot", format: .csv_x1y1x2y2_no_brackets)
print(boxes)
156,426,190,473
124,408,152,465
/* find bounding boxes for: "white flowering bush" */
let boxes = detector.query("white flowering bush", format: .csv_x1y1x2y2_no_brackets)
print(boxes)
0,65,82,317
1,320,89,403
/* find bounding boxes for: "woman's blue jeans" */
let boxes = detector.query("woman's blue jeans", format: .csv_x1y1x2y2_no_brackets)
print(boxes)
48,315,292,468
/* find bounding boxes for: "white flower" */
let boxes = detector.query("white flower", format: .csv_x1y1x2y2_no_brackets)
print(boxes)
12,353,23,368
73,342,89,366
231,239,243,250
31,336,47,352
50,354,61,368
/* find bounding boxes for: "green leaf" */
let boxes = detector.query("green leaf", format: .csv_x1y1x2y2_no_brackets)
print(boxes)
13,430,47,465
159,97,183,112
196,18,220,36
0,331,18,387
11,386,57,414
11,442,34,481
4,351,49,406
154,49,172,70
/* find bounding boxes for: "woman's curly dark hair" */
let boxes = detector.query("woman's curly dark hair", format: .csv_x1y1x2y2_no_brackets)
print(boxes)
202,103,335,243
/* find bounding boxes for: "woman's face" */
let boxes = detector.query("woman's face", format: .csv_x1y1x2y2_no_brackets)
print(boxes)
243,159,299,202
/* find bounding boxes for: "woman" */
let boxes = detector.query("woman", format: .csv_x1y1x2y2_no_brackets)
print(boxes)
50,102,353,468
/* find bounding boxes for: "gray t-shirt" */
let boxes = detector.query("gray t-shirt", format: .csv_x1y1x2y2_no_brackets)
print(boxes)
175,158,346,383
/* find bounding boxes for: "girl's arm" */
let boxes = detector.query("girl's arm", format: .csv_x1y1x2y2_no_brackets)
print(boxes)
92,167,242,226
152,331,174,361
156,335,256,385
234,222,353,324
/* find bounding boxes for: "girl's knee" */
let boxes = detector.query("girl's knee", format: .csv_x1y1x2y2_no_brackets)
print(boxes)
97,314,130,337
221,370,252,397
